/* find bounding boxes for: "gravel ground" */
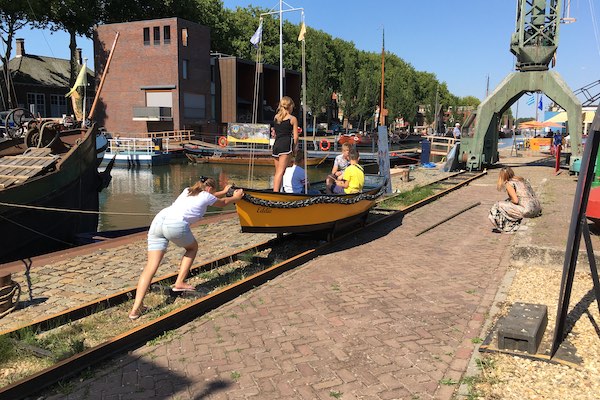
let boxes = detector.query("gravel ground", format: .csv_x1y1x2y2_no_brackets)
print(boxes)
476,266,600,400
390,161,600,400
388,163,452,192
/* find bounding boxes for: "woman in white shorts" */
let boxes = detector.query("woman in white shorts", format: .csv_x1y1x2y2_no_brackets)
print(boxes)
129,177,244,320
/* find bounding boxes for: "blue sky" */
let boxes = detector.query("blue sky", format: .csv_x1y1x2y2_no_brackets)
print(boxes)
11,0,600,118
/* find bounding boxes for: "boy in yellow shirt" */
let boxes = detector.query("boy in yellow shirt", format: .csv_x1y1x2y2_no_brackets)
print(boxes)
331,148,364,194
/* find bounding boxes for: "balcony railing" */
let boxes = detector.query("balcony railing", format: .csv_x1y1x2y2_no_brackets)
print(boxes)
132,106,173,121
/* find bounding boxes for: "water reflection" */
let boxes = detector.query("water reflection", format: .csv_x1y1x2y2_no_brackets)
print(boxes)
99,160,330,231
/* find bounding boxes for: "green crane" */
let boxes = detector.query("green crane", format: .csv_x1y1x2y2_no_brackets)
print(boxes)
459,0,582,170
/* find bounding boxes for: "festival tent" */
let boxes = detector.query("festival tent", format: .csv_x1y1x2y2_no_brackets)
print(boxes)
518,120,563,129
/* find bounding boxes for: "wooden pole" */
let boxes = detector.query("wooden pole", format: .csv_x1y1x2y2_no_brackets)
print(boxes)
88,32,119,121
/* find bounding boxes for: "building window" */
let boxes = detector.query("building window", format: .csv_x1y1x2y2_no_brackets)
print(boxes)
163,26,171,44
27,93,45,117
182,59,189,80
183,93,206,119
50,95,67,117
153,26,160,45
182,28,188,47
143,27,150,46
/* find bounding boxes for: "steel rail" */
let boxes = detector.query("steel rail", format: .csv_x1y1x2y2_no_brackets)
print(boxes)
0,237,284,337
0,170,487,400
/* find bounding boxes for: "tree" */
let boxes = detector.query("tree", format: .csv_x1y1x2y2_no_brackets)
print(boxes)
44,0,100,89
0,0,43,109
306,32,333,122
339,47,359,126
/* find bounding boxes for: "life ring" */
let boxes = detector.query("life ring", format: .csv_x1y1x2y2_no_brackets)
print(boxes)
319,139,330,151
353,136,359,142
218,136,228,147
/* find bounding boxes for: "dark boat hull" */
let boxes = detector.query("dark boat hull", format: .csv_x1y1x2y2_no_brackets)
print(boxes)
0,126,101,263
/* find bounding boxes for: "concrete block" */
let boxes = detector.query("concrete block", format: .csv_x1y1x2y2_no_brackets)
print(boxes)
497,302,547,354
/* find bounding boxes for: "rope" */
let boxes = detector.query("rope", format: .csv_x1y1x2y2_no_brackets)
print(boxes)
0,202,233,216
238,183,387,209
0,214,75,245
0,202,153,215
0,282,21,319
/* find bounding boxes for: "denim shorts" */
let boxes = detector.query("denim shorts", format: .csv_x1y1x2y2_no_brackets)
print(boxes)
147,210,196,251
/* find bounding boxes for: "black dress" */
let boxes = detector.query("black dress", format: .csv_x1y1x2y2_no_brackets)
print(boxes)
272,119,294,157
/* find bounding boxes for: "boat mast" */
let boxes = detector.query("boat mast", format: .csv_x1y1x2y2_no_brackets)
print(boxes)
83,57,87,124
261,1,303,100
300,11,308,194
279,0,283,99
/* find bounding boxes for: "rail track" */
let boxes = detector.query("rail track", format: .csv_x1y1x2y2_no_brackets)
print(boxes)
0,169,486,399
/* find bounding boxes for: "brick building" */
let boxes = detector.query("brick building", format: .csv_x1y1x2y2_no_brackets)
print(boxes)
94,18,301,136
1,39,94,118
93,18,212,134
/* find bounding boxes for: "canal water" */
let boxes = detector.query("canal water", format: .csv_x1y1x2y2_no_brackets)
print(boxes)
98,159,331,231
99,138,517,231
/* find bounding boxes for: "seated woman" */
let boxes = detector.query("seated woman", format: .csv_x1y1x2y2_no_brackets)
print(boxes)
489,166,541,233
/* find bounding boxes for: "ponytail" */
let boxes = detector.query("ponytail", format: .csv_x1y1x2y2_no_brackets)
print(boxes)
188,176,216,196
274,96,294,123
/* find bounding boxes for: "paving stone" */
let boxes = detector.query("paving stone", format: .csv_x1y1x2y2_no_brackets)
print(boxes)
8,159,586,400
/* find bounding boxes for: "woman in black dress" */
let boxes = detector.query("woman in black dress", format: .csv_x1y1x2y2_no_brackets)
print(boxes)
272,96,299,192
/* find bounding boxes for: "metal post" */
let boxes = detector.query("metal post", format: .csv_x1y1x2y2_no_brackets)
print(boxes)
279,0,283,100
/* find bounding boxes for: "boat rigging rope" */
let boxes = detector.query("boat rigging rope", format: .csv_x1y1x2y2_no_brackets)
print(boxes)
0,281,20,319
237,184,387,209
0,202,237,216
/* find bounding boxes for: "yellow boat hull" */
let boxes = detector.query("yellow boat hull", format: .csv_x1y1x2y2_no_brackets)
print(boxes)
235,175,386,234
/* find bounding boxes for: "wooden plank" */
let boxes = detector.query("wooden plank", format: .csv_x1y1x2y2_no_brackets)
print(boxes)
0,178,19,189
0,164,46,170
0,174,30,180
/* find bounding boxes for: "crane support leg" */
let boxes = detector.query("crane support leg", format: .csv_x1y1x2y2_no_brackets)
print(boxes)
459,70,582,170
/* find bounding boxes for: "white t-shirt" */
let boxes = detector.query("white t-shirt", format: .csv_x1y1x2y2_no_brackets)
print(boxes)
164,188,217,224
453,127,461,138
333,154,350,172
282,165,307,193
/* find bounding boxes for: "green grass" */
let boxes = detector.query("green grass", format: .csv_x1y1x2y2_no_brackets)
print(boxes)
329,390,343,398
147,330,176,346
230,371,241,381
378,185,439,209
0,334,15,362
471,337,483,344
439,378,459,385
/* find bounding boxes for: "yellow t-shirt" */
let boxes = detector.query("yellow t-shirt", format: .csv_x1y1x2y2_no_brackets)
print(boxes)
342,164,365,194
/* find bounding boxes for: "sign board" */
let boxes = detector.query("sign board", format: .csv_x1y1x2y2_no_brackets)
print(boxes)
377,125,392,193
227,123,271,145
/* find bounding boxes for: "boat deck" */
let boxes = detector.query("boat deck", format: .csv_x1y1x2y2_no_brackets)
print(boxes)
0,148,57,189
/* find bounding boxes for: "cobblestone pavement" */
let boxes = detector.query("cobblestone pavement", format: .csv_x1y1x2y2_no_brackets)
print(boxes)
0,167,448,333
1,217,275,332
9,153,590,399
44,168,522,400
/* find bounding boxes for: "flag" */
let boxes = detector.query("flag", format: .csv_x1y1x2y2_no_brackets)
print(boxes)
297,22,306,41
250,20,263,48
538,96,543,111
66,62,87,98
526,95,534,106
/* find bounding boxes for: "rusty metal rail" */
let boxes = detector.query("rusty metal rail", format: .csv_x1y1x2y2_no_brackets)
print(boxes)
0,170,486,399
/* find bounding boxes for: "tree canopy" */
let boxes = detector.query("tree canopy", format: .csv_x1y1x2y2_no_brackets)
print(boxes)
1,0,479,129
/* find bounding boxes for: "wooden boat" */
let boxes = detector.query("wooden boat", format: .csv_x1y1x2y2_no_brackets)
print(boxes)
235,175,387,234
338,132,374,147
0,122,112,263
185,151,327,166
